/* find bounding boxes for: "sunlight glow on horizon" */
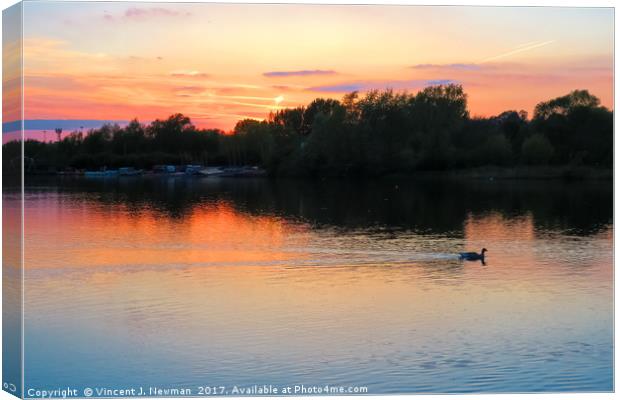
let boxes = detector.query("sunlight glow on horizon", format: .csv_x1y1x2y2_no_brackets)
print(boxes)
14,3,613,131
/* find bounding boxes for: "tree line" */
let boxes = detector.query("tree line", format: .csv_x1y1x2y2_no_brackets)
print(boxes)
4,84,612,176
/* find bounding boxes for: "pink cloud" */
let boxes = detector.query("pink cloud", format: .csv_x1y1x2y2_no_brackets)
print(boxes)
125,7,186,18
170,70,210,78
103,7,191,22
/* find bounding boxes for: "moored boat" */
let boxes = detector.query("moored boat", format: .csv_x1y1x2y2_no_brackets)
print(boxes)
84,170,119,177
118,167,142,176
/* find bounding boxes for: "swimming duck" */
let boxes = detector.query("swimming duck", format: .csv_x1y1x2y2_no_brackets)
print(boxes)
459,248,487,261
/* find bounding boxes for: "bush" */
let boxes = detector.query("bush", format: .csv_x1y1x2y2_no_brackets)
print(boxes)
522,134,554,165
477,134,513,166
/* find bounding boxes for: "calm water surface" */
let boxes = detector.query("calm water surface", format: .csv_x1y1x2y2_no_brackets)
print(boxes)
16,177,613,394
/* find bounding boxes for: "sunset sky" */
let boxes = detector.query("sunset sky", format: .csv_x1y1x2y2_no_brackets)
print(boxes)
13,3,615,132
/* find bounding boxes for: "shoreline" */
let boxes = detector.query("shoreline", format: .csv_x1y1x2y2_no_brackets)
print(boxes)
15,165,613,181
383,166,613,181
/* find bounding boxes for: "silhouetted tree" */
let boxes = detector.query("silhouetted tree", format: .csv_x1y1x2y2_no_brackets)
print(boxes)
522,134,554,165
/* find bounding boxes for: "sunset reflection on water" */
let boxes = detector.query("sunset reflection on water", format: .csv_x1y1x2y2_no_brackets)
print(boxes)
17,177,612,394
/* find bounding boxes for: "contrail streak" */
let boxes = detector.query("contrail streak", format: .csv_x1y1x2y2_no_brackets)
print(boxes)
514,40,542,49
479,40,556,63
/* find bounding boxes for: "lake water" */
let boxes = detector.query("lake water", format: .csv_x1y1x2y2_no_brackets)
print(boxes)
13,177,614,395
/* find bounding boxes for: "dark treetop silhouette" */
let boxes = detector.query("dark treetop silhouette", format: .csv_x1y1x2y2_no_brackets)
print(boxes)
4,85,612,177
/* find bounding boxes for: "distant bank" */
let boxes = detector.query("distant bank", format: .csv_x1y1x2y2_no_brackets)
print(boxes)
18,165,611,181
3,86,612,181
383,166,612,181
